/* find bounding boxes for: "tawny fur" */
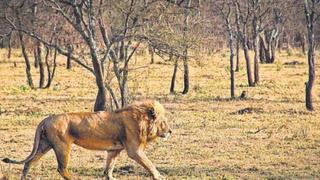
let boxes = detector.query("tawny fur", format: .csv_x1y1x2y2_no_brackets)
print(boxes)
2,100,171,180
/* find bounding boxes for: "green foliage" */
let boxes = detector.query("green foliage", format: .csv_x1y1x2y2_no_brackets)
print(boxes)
10,85,31,94
19,85,30,92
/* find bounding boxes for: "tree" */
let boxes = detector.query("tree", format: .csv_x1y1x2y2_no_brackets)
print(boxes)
259,0,284,64
250,0,265,85
214,1,236,98
66,43,73,69
234,0,254,87
2,0,190,111
170,56,179,94
2,1,60,89
304,0,320,111
182,0,192,94
147,0,200,95
235,33,240,72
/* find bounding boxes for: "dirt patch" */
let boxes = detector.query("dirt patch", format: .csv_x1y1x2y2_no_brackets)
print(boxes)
232,107,264,115
283,60,304,65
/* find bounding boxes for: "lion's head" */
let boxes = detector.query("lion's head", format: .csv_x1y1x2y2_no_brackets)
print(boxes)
155,118,171,139
136,100,172,141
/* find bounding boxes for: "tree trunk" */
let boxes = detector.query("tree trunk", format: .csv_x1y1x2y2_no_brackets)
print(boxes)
7,32,12,60
259,35,266,63
182,0,191,95
253,37,260,85
34,48,39,68
269,39,276,63
170,58,178,94
235,37,240,72
120,50,129,107
45,47,57,88
253,38,260,84
149,46,154,64
94,87,107,112
119,41,125,62
304,0,316,111
243,43,254,87
234,0,253,87
226,17,235,98
37,42,45,88
305,42,315,111
302,33,306,55
44,47,51,88
253,14,260,85
264,31,277,64
89,42,107,112
242,30,254,87
182,51,189,94
106,84,120,110
277,37,282,53
66,44,73,69
67,54,72,69
0,38,3,48
120,83,129,107
18,32,34,88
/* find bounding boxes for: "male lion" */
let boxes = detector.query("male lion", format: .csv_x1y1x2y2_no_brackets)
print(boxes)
2,100,172,180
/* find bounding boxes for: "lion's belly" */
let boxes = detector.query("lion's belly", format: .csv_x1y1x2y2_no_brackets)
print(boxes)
74,139,124,151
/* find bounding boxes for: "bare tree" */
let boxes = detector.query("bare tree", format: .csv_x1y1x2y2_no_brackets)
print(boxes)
37,42,45,88
235,34,240,72
304,0,320,111
259,1,284,64
14,7,34,88
234,0,254,87
149,45,155,64
182,0,192,94
7,31,12,59
2,0,190,111
44,47,57,88
250,0,264,85
214,1,236,98
170,56,179,94
18,29,34,88
66,43,73,69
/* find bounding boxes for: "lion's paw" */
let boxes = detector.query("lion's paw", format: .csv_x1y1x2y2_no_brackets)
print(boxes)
106,177,117,180
153,175,166,180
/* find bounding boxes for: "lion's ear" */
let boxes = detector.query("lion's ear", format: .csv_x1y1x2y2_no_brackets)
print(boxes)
147,107,157,121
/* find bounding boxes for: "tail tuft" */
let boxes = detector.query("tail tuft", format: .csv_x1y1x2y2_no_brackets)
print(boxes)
2,158,12,163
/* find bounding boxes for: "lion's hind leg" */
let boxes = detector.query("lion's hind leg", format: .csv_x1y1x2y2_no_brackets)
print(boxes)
52,142,72,180
104,150,122,180
21,139,52,180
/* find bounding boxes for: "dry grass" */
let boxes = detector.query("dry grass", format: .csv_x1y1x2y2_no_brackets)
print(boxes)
0,49,320,179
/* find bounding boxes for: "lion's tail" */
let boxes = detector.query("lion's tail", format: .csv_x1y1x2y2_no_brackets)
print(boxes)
2,119,47,164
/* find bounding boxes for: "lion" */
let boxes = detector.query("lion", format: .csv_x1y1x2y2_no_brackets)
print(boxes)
2,100,172,180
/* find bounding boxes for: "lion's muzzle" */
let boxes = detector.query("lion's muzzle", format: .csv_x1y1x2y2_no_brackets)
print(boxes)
160,129,172,141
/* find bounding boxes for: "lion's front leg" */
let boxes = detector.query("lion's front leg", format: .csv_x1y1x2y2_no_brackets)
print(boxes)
127,149,165,180
104,150,122,180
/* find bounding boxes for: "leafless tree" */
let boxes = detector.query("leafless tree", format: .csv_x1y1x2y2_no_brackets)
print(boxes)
214,1,236,98
250,0,269,85
234,0,254,87
2,0,194,111
182,0,191,94
170,56,179,94
259,0,284,64
304,0,320,111
66,43,73,69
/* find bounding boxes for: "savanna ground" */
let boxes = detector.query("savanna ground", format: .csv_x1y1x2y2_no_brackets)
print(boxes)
0,48,320,180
